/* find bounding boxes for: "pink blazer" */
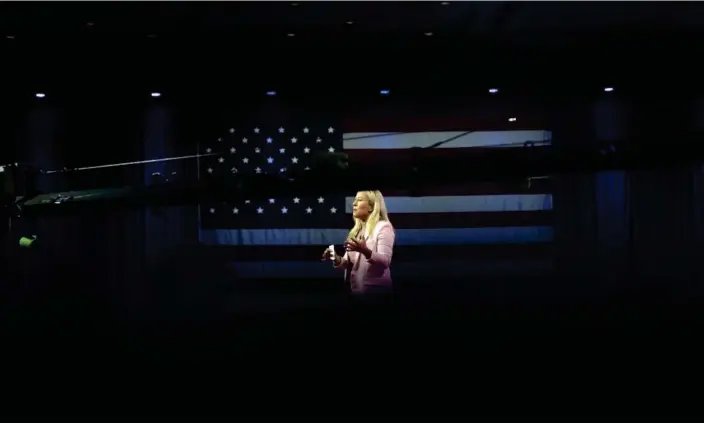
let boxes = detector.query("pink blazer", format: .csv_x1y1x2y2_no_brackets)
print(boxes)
335,220,395,294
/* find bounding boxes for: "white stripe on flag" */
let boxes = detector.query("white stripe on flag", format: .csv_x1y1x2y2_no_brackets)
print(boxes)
342,130,551,149
199,226,553,246
344,194,552,214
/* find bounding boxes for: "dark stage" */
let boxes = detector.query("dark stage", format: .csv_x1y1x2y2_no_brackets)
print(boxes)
1,245,701,413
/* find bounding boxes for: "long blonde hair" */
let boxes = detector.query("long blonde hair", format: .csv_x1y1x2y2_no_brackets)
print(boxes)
347,190,391,240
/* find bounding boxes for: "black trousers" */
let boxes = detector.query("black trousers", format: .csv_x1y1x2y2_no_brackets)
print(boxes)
338,286,394,335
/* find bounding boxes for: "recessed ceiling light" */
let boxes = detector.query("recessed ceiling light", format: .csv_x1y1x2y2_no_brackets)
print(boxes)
5,35,14,39
86,22,94,27
508,117,517,122
424,32,433,36
346,20,354,25
287,33,295,37
441,2,450,5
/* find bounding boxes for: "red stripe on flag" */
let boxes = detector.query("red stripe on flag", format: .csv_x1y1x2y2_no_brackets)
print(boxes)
377,179,552,197
345,146,552,163
343,114,547,133
205,242,553,262
345,147,553,196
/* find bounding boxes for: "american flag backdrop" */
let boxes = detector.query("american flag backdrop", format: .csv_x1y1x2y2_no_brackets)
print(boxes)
198,113,553,280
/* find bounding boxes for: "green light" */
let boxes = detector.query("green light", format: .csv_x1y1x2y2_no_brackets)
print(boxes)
19,235,37,248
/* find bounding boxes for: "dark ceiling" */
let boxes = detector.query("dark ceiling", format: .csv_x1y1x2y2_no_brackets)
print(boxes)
0,2,702,99
0,1,702,40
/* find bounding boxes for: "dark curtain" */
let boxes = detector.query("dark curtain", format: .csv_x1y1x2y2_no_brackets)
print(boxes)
142,103,198,263
627,98,701,301
12,99,147,322
138,103,217,321
551,102,600,297
553,95,704,304
552,97,636,299
3,98,201,326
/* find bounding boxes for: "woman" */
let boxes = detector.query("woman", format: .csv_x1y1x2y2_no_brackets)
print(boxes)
321,190,395,296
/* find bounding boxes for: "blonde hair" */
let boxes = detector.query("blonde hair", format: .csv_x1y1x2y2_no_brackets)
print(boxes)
347,190,391,240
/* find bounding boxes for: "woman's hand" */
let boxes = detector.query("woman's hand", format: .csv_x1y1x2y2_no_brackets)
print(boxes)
322,247,342,266
345,238,372,259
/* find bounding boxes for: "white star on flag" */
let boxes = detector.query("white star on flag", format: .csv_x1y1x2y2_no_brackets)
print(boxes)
201,123,346,228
